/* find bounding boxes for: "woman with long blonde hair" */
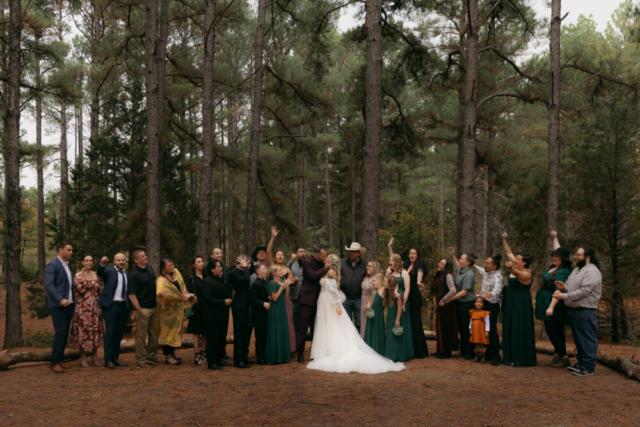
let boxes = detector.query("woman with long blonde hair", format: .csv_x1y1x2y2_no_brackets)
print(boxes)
360,261,383,338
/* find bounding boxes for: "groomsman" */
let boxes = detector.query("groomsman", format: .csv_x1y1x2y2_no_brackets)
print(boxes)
207,247,231,361
44,242,75,373
229,255,252,368
98,253,131,369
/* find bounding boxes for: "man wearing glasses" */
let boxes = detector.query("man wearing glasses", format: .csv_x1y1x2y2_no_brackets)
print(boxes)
553,246,602,377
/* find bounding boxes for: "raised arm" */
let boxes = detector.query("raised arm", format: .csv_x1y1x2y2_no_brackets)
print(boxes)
550,231,561,250
448,247,459,269
502,233,517,262
266,225,279,267
387,237,395,258
506,260,531,284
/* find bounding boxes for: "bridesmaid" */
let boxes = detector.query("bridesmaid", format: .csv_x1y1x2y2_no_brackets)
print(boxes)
360,261,382,338
404,247,429,358
390,254,413,358
431,258,458,359
69,254,104,367
265,265,292,364
266,225,297,353
501,233,537,367
383,275,410,362
186,256,207,366
364,273,386,355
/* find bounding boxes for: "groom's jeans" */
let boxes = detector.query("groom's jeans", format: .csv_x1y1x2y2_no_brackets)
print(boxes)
342,298,361,332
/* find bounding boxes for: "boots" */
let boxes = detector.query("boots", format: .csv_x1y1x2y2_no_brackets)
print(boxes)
551,356,571,368
546,355,560,366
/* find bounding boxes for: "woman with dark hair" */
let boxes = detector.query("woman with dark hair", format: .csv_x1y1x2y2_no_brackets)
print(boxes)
156,258,195,365
69,254,104,367
388,239,429,358
501,233,537,367
534,231,573,368
186,256,207,366
431,258,458,359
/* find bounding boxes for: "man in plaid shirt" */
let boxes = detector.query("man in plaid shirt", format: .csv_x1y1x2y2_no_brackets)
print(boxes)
474,255,504,366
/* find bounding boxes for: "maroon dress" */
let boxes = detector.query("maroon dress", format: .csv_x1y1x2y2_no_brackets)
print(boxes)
432,276,459,354
69,272,105,351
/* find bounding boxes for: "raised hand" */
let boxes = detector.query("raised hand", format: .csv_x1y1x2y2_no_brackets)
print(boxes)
101,256,109,265
388,237,394,247
290,253,297,262
270,225,279,238
237,256,248,268
224,299,233,306
502,232,509,240
506,260,514,269
550,231,557,239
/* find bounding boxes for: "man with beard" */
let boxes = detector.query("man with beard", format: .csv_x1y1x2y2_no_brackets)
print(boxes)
553,246,602,377
286,247,307,339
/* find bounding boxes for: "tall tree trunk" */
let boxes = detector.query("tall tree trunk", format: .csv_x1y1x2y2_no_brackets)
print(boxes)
483,132,495,258
3,0,24,349
59,102,69,236
227,96,238,259
382,169,388,231
546,0,562,250
458,0,479,255
324,149,334,248
310,181,318,227
244,0,267,253
350,142,356,243
145,0,169,270
361,0,383,261
35,35,46,273
439,178,445,251
196,0,216,256
297,139,306,233
89,1,101,197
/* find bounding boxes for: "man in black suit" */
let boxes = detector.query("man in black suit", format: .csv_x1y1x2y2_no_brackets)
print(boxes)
249,264,270,365
201,259,232,370
228,255,251,368
44,242,75,373
296,247,331,363
98,253,131,369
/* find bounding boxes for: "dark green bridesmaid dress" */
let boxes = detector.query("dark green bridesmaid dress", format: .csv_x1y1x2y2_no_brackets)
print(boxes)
397,276,414,358
502,276,537,367
265,280,291,364
384,295,412,362
364,293,385,355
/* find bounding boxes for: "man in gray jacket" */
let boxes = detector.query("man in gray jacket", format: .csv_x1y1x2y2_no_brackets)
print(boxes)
287,247,307,338
553,246,602,377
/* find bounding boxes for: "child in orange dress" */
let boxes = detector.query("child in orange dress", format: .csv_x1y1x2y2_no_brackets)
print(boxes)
469,296,491,363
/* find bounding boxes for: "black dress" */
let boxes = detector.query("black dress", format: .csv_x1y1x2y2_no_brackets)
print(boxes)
186,274,206,335
404,261,430,358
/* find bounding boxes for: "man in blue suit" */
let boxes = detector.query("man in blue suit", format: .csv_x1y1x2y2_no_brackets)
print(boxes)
98,253,131,369
44,242,75,374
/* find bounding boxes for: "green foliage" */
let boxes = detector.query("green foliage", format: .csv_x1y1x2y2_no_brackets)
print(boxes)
24,329,55,348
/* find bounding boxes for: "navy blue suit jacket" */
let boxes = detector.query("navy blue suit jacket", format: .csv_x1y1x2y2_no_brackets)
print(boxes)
98,264,131,309
44,257,73,310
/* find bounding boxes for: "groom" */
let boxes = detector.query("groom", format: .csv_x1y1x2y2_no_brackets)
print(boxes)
296,247,331,363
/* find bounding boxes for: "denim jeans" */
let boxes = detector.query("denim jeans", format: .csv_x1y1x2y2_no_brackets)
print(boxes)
342,298,362,332
568,308,598,372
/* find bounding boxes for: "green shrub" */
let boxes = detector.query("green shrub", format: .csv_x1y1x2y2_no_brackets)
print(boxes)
24,329,55,348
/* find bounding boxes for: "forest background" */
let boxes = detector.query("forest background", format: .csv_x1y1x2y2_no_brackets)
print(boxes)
2,0,640,350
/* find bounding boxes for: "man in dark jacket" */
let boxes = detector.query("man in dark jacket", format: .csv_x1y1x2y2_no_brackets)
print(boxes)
201,259,232,370
340,243,368,333
296,247,331,363
250,264,270,365
228,255,252,368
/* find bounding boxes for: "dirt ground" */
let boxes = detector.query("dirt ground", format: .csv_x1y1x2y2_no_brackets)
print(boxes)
2,287,640,426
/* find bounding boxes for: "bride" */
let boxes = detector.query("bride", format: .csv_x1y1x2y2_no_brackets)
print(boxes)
307,254,405,374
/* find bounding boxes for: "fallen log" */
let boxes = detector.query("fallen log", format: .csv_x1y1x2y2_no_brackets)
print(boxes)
596,352,640,382
0,336,233,371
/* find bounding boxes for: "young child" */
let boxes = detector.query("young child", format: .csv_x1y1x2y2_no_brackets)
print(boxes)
364,273,386,356
383,275,411,362
469,296,491,363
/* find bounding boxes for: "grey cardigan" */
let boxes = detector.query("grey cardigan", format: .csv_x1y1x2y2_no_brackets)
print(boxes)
562,263,602,309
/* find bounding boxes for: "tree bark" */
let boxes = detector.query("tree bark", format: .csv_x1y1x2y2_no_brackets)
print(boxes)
196,0,216,257
227,96,239,259
310,181,318,227
59,101,69,236
244,0,267,253
297,134,306,233
483,132,495,259
145,0,169,271
324,149,334,249
458,0,479,255
35,35,46,274
3,0,24,349
361,0,383,261
546,0,562,251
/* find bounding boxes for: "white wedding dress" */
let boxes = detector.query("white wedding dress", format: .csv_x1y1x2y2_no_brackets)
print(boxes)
307,278,405,374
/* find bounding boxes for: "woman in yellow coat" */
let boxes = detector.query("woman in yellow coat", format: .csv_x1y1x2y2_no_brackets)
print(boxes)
157,258,195,365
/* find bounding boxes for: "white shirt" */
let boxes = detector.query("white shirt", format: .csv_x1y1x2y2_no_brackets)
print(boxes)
113,266,127,302
58,256,73,304
469,315,490,332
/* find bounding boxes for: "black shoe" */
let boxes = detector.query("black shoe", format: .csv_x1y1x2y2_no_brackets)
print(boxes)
219,360,231,367
222,353,231,361
247,360,255,364
453,352,465,358
113,360,127,367
464,353,475,360
257,360,268,365
431,352,442,357
208,364,223,371
297,354,305,364
572,368,594,377
491,359,501,366
567,363,581,373
104,361,116,369
235,362,251,369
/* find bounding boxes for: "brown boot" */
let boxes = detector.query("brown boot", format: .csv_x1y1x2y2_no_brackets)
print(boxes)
546,355,560,366
551,356,571,368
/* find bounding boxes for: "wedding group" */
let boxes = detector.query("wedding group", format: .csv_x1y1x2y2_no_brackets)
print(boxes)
44,226,602,377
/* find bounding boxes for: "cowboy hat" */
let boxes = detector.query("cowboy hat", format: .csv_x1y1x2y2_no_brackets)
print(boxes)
550,247,571,262
344,242,367,254
251,246,268,262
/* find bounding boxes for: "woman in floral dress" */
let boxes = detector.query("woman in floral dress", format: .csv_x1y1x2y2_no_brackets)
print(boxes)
69,254,105,367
